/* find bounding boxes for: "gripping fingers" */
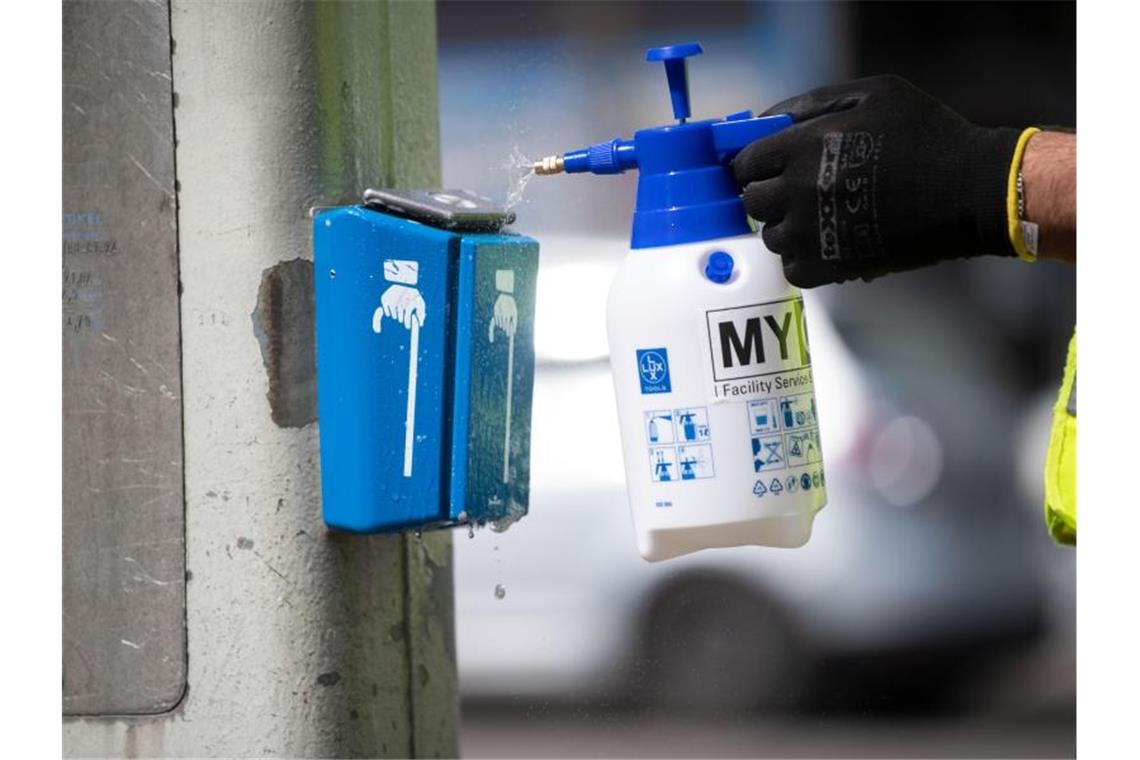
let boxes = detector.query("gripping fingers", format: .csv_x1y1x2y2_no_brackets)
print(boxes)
758,80,869,122
759,218,793,257
731,132,789,185
741,178,786,226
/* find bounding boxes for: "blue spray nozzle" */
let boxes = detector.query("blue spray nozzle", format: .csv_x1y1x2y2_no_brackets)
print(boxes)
645,42,704,122
550,113,791,177
532,42,796,248
562,138,637,175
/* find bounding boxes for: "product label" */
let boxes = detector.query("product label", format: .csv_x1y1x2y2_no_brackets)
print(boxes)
634,298,827,516
746,394,825,501
704,297,812,401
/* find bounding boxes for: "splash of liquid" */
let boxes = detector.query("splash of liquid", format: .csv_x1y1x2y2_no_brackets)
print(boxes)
490,497,527,533
503,146,535,210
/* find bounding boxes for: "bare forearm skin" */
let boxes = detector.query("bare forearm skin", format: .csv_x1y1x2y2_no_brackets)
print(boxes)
1022,131,1076,262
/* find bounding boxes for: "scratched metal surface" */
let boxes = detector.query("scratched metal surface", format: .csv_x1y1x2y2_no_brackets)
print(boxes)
62,0,186,715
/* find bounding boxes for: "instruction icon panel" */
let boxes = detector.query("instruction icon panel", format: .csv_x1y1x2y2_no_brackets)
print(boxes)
673,407,710,442
649,446,678,482
676,444,715,480
779,393,817,430
644,410,676,444
747,399,781,434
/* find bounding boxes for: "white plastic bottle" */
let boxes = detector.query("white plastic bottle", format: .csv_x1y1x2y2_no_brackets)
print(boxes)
533,40,826,560
607,233,826,561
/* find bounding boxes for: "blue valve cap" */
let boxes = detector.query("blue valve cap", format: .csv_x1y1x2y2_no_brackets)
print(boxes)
705,251,734,283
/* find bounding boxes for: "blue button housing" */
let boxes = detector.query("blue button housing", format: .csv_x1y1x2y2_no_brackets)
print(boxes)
313,206,537,533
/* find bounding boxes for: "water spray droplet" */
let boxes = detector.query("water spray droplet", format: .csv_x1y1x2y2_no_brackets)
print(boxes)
504,146,535,210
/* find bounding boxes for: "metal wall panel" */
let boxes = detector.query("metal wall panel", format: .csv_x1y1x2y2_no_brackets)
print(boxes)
62,0,186,715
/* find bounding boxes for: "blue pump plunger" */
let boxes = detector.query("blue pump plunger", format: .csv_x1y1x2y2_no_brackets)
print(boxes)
532,42,793,249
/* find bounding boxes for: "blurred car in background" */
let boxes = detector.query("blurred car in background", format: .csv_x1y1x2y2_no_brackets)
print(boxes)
453,237,1050,713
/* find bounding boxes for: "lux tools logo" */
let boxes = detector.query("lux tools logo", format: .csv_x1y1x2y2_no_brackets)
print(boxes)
636,348,671,394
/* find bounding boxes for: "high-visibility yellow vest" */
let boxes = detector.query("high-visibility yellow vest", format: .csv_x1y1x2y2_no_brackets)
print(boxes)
1044,330,1076,545
1006,128,1076,544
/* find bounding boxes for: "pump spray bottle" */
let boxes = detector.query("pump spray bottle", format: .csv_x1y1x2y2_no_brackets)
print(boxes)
534,43,826,561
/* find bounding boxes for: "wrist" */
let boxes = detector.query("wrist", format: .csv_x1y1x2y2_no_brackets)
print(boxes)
1020,131,1077,262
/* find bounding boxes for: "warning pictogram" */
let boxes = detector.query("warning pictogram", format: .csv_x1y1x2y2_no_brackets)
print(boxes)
750,435,785,473
785,429,822,467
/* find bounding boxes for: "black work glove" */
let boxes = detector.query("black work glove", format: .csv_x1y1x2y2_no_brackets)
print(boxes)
732,75,1021,288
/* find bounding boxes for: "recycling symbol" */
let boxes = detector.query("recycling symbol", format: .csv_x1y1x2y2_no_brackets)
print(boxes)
753,480,767,497
769,477,784,495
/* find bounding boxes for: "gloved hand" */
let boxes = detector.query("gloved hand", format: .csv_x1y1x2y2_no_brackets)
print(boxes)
732,75,1022,287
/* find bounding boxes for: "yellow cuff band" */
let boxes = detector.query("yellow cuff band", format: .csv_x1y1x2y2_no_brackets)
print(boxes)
1007,127,1042,262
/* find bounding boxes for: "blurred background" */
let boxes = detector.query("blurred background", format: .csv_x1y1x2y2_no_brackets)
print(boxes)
437,2,1076,757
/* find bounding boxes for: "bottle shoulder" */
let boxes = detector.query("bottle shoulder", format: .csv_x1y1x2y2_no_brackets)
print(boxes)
609,233,795,307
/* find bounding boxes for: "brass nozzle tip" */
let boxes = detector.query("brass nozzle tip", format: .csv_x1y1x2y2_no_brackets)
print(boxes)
533,155,564,175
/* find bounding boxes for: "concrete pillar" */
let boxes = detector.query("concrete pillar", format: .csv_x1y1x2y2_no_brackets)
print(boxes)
63,1,456,756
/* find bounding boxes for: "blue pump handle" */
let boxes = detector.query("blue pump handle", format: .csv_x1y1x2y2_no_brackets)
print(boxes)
646,42,704,122
551,41,798,248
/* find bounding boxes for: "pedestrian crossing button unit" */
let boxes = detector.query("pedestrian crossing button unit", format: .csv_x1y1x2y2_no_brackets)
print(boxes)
313,189,538,534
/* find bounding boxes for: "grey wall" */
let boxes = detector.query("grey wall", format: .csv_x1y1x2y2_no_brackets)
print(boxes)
63,1,456,756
